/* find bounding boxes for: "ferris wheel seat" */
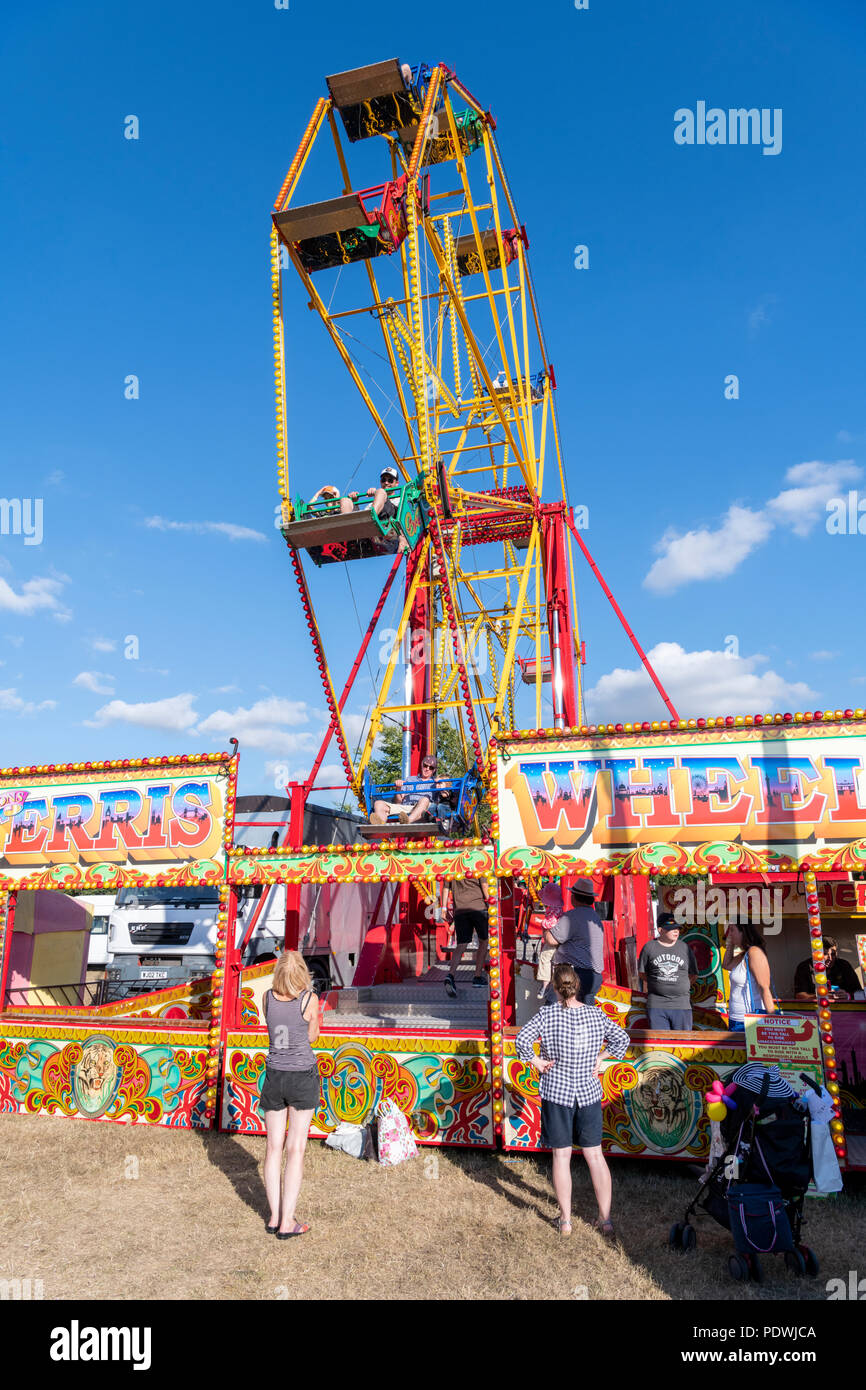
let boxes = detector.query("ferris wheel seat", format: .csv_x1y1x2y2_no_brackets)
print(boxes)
274,179,423,274
454,228,522,277
397,107,485,167
518,655,552,685
327,59,423,143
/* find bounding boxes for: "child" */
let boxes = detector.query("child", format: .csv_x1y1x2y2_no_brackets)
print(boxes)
536,882,563,1000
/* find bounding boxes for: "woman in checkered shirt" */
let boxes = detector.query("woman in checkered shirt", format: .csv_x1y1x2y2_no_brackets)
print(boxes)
516,962,630,1237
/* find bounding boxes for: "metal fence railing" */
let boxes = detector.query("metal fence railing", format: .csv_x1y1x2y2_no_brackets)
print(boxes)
3,978,110,1009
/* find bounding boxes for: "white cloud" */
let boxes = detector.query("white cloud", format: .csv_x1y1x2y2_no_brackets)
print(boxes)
5,635,24,649
83,692,326,756
90,636,116,653
145,516,267,543
747,293,777,339
197,697,318,754
809,650,838,662
46,469,65,486
645,461,862,593
86,692,199,732
585,642,816,723
341,711,370,746
212,684,241,694
645,507,772,593
0,687,57,715
764,460,860,537
73,670,116,695
0,573,70,617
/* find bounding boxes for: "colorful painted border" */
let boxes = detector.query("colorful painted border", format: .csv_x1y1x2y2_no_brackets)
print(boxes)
222,1029,493,1146
504,1028,746,1157
0,1020,210,1127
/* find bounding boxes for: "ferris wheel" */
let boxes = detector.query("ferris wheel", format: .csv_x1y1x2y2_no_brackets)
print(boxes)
270,59,674,829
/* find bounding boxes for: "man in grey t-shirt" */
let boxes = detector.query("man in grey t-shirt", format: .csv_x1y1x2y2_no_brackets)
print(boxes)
638,912,697,1029
543,877,605,1005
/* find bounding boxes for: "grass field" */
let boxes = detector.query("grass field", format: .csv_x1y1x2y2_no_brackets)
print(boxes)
1,1113,862,1301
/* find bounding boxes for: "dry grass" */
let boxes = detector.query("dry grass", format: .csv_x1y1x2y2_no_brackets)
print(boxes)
0,1112,862,1301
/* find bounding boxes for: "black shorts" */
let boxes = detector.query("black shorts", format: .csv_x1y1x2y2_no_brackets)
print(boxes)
259,1064,320,1113
540,1098,603,1150
454,909,488,945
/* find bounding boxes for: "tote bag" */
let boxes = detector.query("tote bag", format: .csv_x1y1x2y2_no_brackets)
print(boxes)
377,1098,418,1167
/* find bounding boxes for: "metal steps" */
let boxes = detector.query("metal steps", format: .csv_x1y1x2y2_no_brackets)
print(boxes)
327,965,488,1030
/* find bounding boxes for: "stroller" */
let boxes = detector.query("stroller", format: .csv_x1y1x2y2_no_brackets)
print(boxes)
668,1063,819,1282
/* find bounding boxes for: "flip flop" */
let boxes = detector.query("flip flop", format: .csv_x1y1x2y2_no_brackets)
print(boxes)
276,1222,310,1240
265,1220,280,1235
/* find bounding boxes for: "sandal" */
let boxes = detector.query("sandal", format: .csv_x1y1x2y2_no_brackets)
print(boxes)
276,1222,310,1240
444,973,457,998
593,1218,615,1239
265,1219,280,1235
557,1217,573,1236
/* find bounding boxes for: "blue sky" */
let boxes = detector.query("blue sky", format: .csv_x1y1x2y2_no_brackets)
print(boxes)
2,0,865,800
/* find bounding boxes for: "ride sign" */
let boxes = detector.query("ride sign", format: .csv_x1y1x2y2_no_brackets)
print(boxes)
0,755,236,891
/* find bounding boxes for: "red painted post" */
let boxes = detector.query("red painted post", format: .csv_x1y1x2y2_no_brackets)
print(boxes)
543,508,578,728
284,781,307,951
498,879,516,1026
0,891,17,1010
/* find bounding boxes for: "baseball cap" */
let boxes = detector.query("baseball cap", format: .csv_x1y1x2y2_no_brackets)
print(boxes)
380,467,398,483
656,912,680,931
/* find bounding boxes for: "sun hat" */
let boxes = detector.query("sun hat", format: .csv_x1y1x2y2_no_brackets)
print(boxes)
729,1063,796,1101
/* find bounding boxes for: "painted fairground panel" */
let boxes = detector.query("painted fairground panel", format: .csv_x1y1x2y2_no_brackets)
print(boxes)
503,1024,745,1159
0,754,236,1020
222,1029,494,1148
496,723,866,872
227,840,496,886
0,1020,210,1128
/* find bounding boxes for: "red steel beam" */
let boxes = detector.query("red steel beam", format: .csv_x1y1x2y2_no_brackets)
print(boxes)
566,511,680,723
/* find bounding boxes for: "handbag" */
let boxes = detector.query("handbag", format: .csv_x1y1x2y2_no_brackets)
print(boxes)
324,1120,376,1161
376,1098,418,1167
727,1182,794,1255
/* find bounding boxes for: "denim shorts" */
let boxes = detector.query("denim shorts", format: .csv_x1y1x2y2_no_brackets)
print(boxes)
259,1064,320,1113
540,1098,603,1150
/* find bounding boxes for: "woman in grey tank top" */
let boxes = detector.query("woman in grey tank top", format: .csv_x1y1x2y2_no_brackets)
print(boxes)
260,951,320,1238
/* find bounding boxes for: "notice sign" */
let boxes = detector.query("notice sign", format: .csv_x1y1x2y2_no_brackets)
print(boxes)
744,1013,822,1068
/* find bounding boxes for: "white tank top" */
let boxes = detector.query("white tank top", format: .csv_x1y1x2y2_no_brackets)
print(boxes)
728,953,752,1022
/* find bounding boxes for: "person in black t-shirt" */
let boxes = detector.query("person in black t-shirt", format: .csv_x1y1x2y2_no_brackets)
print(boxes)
794,937,861,1000
638,912,697,1029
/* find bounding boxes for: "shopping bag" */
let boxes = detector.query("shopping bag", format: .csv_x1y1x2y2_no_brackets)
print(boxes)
376,1098,418,1167
325,1121,371,1160
810,1121,843,1194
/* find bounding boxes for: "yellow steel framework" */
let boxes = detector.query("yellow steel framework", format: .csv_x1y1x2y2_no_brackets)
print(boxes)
272,63,584,798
